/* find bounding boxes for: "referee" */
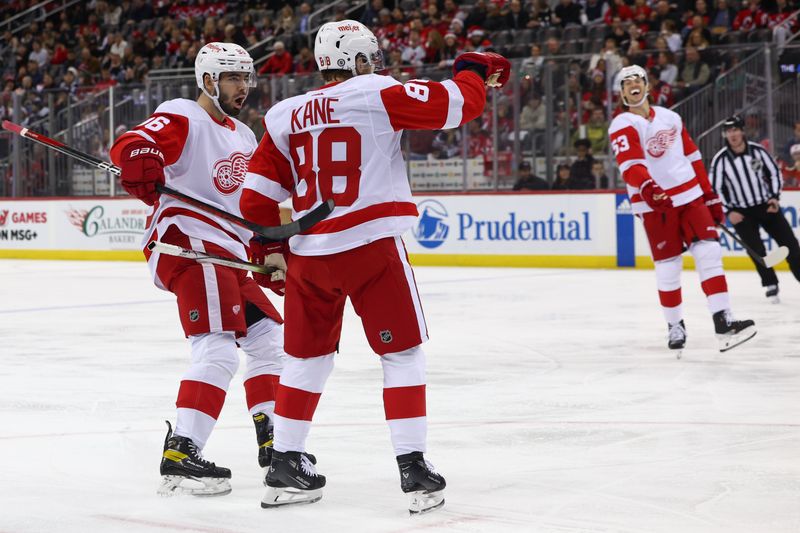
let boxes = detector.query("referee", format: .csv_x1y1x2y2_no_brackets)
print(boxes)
710,115,800,303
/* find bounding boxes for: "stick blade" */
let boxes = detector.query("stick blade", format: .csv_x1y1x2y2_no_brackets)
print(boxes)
1,120,23,134
764,246,789,268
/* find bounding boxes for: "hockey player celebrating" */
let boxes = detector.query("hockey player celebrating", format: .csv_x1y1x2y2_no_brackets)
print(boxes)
110,43,291,496
240,20,510,513
609,65,756,356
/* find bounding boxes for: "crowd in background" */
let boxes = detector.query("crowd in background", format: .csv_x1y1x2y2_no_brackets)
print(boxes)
1,0,800,192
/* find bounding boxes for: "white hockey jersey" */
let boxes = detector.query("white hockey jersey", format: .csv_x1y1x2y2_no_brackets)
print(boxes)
609,106,704,214
111,98,258,288
241,70,486,255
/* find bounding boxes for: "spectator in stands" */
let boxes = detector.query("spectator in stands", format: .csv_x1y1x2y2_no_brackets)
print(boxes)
585,0,607,23
650,65,675,106
532,0,555,28
632,0,652,31
780,121,800,163
710,0,736,36
109,32,128,58
657,51,678,85
590,38,623,75
520,93,546,132
661,20,683,52
513,161,549,190
551,163,574,190
506,0,530,30
770,0,798,47
591,160,610,188
465,0,488,29
585,108,610,154
544,36,561,56
277,5,298,36
605,0,634,25
733,0,769,31
780,144,800,186
437,33,462,68
607,17,629,48
650,0,680,31
569,139,596,188
59,67,79,97
424,31,445,64
554,0,586,27
361,0,384,28
432,128,462,159
28,41,50,68
401,30,427,67
258,41,293,76
522,44,545,79
677,46,710,94
294,47,315,74
744,112,768,146
484,1,508,32
465,27,492,52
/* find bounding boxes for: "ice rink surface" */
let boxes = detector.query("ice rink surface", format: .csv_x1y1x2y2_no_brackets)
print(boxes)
1,259,799,533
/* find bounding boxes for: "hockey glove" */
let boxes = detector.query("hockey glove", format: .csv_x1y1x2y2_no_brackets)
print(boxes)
639,179,673,212
703,191,724,224
453,52,511,88
249,236,287,296
119,141,165,206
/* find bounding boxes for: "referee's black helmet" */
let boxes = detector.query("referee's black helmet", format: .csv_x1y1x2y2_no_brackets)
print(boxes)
722,115,745,131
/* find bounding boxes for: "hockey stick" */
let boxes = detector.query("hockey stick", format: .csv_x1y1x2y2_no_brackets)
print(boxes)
1,120,335,241
148,241,277,274
717,223,789,268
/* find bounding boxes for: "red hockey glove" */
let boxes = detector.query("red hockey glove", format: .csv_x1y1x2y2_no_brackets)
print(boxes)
639,179,673,212
119,141,165,206
249,236,287,296
453,52,511,88
703,191,724,224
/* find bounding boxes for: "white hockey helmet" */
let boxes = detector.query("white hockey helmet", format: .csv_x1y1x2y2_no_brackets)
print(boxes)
314,20,383,75
195,42,256,115
618,65,649,107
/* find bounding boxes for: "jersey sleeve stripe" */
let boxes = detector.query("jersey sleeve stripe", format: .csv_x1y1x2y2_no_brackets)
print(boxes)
127,129,156,144
619,158,647,173
686,151,702,162
243,172,291,203
303,201,418,235
440,79,464,129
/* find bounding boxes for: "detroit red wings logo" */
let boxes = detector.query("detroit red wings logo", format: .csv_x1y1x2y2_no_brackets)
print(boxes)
212,150,253,195
646,126,678,158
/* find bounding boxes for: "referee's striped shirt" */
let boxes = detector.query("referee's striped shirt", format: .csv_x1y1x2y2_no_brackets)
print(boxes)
710,141,782,209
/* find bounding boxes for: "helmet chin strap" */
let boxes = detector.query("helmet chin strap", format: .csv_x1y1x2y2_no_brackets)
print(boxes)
201,79,227,117
622,88,648,108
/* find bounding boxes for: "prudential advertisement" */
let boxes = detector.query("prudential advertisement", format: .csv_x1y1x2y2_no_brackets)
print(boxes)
404,194,618,267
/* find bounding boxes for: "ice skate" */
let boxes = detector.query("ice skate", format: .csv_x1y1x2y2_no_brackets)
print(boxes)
253,412,274,476
667,320,686,359
765,285,780,304
157,421,231,497
713,310,756,352
261,450,325,508
397,451,446,515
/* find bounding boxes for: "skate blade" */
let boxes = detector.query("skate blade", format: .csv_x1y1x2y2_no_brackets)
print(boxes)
157,475,231,497
261,486,322,508
717,326,757,353
768,296,781,304
673,349,683,360
408,490,445,515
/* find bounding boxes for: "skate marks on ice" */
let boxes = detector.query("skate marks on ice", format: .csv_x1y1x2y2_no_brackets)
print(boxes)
1,262,800,532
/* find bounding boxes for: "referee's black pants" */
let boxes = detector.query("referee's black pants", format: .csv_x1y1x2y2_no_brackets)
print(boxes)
731,203,800,287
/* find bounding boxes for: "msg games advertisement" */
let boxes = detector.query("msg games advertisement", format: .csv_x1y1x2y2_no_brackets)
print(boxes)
0,199,148,253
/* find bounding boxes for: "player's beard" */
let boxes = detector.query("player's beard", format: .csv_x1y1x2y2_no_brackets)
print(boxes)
219,93,246,117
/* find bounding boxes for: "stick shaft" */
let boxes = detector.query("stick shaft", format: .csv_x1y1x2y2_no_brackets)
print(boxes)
148,241,274,274
717,223,767,267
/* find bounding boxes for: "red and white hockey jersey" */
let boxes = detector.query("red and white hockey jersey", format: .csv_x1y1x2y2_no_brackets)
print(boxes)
110,98,259,289
241,70,486,255
609,106,707,214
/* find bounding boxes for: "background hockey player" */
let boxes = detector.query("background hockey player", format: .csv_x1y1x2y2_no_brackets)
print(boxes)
608,65,756,356
110,42,290,496
240,20,510,513
710,115,800,303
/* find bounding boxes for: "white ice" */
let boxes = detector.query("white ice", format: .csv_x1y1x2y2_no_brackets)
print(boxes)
1,260,799,533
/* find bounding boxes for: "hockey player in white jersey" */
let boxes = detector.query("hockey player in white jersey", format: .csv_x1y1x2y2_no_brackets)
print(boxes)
608,65,756,356
110,43,293,496
240,21,510,513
